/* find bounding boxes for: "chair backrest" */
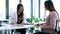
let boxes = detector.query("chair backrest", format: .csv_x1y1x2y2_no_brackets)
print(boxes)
55,20,58,32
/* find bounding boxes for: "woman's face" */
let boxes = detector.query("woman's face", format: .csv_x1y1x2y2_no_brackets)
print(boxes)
18,6,24,13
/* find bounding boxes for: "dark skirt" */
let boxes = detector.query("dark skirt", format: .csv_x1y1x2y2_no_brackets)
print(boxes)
16,28,26,34
34,32,50,34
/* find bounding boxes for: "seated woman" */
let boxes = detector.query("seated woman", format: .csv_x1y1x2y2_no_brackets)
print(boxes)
35,0,59,34
9,4,27,34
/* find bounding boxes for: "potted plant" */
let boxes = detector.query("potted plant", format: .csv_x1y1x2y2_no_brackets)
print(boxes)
26,16,42,33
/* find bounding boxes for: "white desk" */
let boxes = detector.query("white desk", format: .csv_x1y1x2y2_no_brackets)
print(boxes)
0,21,45,34
0,24,34,34
1,21,60,34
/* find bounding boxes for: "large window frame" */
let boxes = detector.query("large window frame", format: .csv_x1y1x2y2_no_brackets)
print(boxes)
30,0,40,18
5,0,40,19
6,0,9,19
6,0,21,19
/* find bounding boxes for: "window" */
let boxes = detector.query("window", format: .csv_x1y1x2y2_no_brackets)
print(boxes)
0,0,6,20
21,0,39,18
21,0,31,18
9,0,19,16
40,0,49,19
33,0,39,18
0,0,20,20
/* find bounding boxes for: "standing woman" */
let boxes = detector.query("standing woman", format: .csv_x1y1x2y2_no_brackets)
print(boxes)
10,4,26,34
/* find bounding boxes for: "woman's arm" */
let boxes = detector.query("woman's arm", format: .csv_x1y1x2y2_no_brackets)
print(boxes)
23,14,28,24
41,12,58,29
9,12,17,25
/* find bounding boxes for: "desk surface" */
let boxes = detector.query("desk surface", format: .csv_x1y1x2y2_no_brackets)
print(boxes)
0,24,34,30
0,21,45,30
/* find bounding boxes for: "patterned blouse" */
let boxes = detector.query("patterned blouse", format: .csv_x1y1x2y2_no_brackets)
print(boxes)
42,11,58,33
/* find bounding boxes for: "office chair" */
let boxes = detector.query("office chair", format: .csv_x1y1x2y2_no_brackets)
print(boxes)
54,20,58,34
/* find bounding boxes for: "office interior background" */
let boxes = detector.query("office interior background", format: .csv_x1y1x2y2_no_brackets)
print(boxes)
0,0,60,20
0,0,60,33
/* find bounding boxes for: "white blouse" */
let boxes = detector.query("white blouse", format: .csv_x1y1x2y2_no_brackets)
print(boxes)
9,11,27,24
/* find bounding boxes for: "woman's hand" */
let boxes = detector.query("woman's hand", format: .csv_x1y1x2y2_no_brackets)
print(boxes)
40,23,46,25
40,24,50,29
20,21,25,25
34,24,40,28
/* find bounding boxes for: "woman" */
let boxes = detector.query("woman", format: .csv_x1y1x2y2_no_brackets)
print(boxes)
10,4,26,34
41,0,59,34
35,0,59,34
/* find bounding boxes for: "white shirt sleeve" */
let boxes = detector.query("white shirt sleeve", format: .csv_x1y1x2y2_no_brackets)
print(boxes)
9,12,17,24
23,14,28,23
9,12,28,24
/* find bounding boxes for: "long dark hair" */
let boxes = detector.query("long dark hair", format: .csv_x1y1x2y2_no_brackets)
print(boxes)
44,0,56,11
17,4,24,19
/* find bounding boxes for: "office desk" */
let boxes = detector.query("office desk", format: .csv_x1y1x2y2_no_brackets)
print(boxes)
0,21,45,34
0,24,34,34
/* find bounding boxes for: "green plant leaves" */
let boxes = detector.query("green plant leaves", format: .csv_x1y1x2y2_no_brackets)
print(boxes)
26,16,43,23
26,18,33,23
